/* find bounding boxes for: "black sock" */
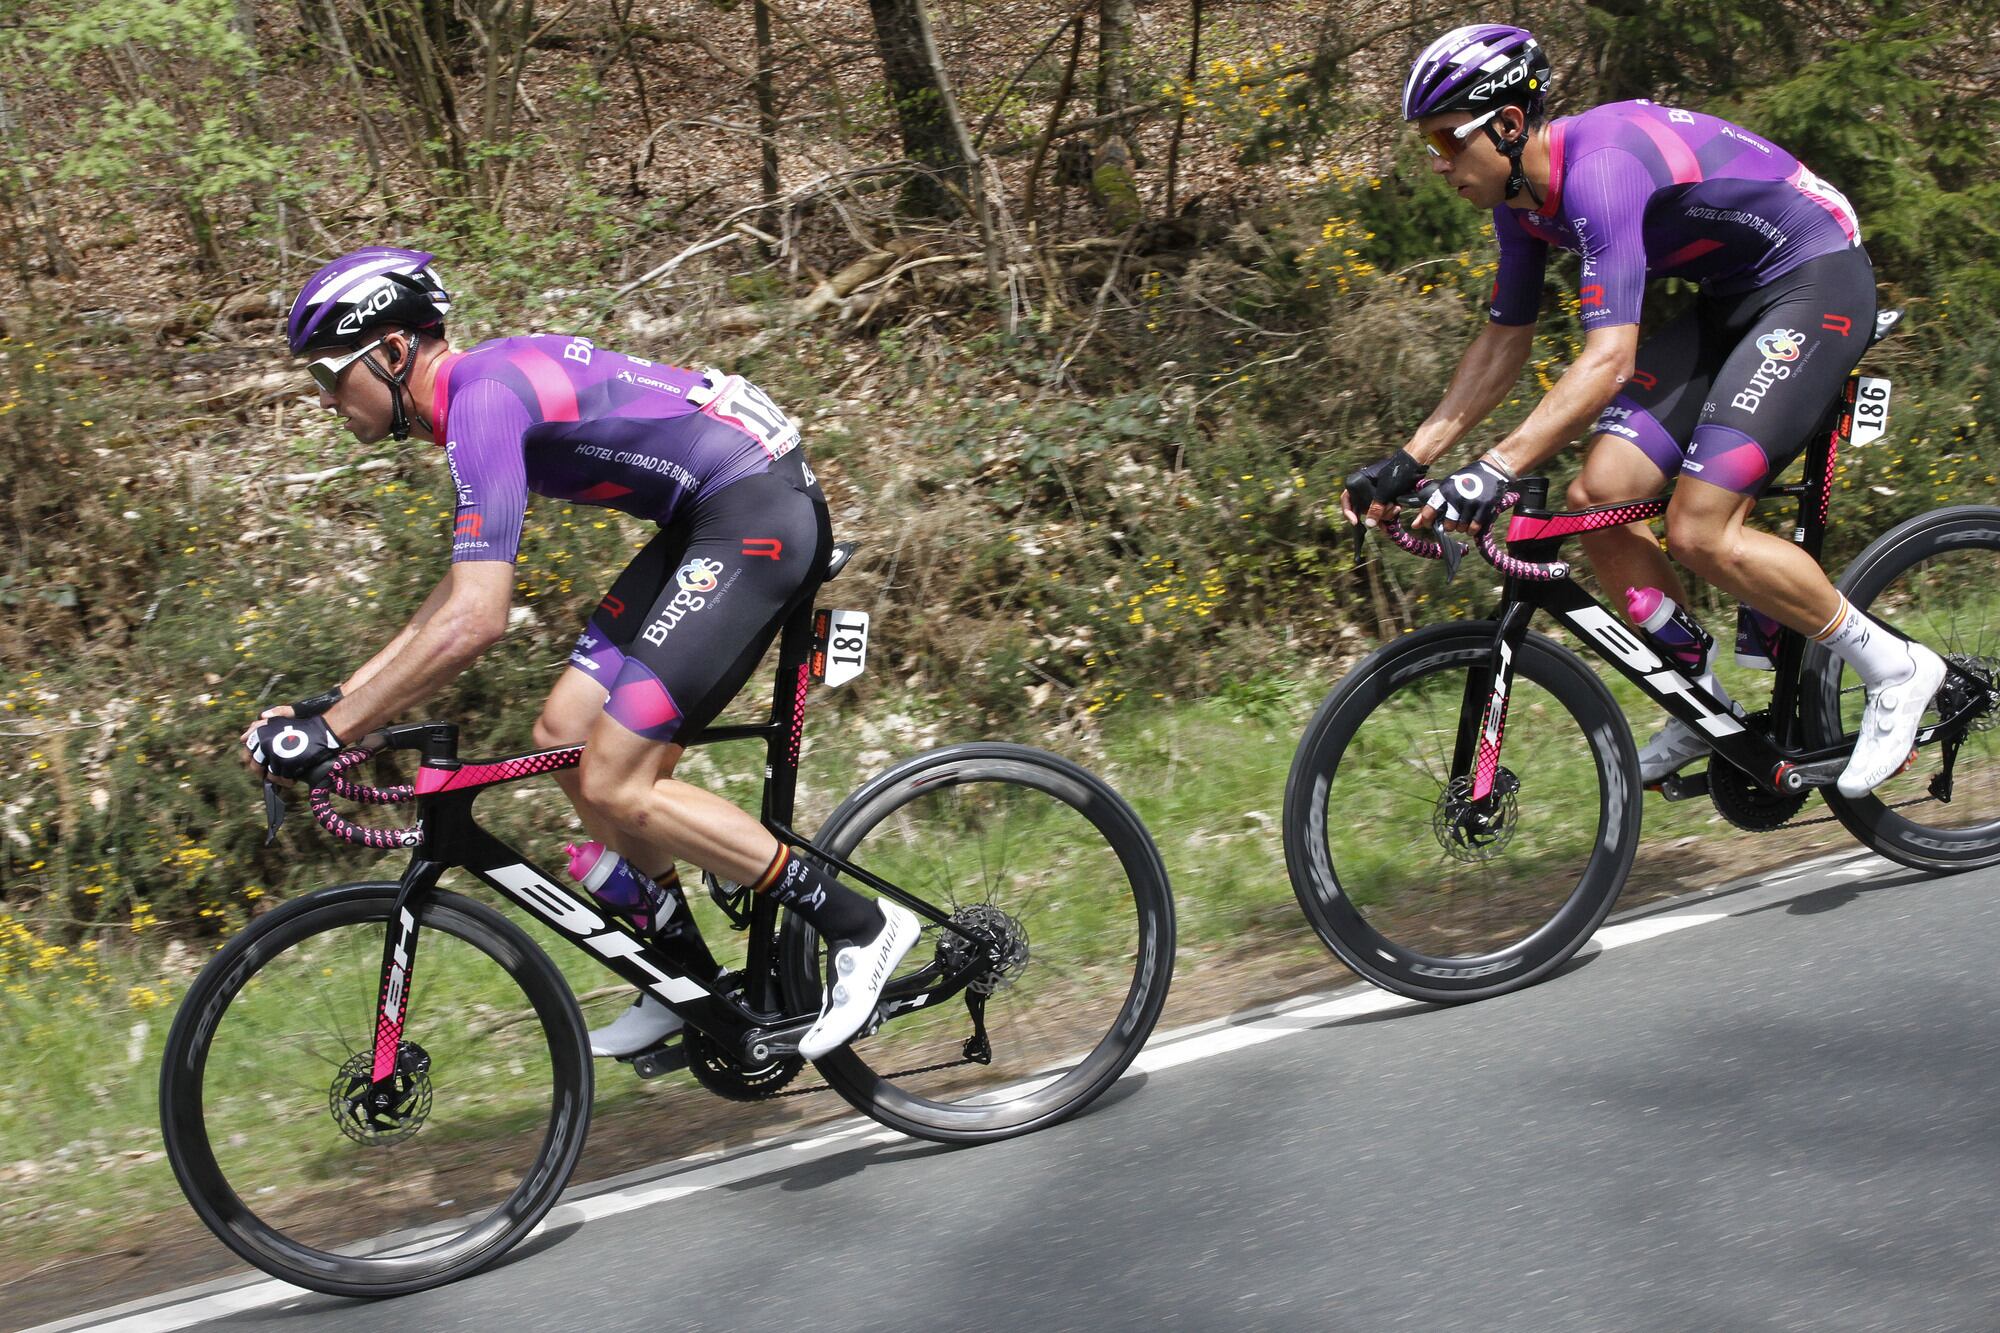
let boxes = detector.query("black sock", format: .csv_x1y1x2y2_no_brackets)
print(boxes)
751,846,881,943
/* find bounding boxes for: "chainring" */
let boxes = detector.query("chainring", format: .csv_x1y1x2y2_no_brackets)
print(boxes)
329,1044,432,1146
1432,769,1521,863
682,1026,805,1102
1707,761,1810,831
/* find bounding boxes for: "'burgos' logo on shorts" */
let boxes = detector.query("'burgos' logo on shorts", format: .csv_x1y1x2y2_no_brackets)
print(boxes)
1755,329,1805,362
1732,328,1811,415
675,558,724,594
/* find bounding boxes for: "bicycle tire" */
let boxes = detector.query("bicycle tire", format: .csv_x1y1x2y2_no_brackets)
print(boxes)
1283,622,1641,1002
159,883,592,1297
1805,504,2000,871
778,743,1174,1144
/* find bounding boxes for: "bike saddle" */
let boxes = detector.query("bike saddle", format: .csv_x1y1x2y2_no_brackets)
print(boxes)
1871,309,1903,345
824,541,857,581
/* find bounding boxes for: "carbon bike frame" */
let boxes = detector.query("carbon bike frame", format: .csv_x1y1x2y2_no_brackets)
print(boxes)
353,594,988,1098
1451,372,1975,806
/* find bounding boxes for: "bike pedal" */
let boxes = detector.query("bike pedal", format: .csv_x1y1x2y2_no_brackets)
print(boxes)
627,1039,690,1080
1655,771,1709,802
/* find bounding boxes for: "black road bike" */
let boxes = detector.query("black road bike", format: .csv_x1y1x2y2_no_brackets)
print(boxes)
160,544,1175,1297
1285,311,2000,1003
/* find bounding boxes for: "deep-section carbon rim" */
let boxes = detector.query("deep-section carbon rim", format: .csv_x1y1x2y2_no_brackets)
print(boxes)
1283,623,1640,1003
1809,506,2000,871
781,744,1175,1144
159,884,591,1297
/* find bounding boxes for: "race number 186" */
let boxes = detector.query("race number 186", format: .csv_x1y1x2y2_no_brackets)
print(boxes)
1851,376,1892,447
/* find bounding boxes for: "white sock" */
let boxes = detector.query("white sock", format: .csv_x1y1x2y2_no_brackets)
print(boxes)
1814,596,1915,690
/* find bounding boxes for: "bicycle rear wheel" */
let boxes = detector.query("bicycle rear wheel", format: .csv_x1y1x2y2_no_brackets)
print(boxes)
159,883,590,1297
1806,505,2000,871
780,744,1174,1144
1284,622,1641,1002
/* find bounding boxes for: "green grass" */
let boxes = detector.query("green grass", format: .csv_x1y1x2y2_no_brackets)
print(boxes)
7,597,1994,1276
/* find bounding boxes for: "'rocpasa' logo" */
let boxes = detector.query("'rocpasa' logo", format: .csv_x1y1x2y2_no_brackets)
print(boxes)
1732,328,1811,415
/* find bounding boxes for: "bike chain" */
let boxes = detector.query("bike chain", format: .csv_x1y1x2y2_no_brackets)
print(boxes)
1771,793,1935,829
770,1055,980,1098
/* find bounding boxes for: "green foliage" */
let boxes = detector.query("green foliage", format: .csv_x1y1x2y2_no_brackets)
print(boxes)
1737,11,2000,298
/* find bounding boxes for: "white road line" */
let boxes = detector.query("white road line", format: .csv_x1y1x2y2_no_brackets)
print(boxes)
33,855,1869,1333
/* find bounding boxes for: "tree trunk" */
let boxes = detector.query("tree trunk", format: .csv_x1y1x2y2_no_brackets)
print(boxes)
1091,0,1143,231
753,0,780,240
864,0,967,217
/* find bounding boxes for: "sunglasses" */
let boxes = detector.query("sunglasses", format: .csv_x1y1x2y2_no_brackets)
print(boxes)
1422,107,1503,159
307,336,387,395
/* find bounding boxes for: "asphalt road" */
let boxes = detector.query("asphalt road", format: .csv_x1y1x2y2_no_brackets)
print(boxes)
31,849,2000,1333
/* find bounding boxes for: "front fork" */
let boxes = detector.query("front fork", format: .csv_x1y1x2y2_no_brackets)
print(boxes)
1454,602,1535,801
368,859,443,1091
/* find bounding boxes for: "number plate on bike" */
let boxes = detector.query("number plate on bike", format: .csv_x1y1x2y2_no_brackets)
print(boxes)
1851,376,1891,447
812,609,869,687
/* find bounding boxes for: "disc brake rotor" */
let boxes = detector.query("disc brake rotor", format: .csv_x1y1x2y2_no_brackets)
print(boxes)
329,1043,432,1146
935,905,1031,994
1432,770,1520,863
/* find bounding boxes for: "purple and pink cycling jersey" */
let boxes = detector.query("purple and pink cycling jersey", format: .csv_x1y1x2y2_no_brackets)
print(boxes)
432,334,801,564
1489,100,1862,329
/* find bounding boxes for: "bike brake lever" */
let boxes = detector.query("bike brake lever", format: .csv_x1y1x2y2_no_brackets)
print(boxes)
262,781,287,845
1349,519,1368,563
1438,534,1466,582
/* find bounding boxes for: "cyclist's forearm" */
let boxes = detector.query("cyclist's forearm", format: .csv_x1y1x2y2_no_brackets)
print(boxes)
1489,344,1631,475
340,576,454,696
1406,322,1535,467
324,613,502,739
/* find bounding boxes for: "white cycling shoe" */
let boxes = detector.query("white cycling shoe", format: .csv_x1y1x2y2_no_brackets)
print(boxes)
798,902,920,1061
589,994,684,1058
1638,717,1713,786
1837,643,1947,798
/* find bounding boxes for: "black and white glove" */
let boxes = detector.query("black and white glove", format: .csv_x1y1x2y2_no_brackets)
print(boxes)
247,713,341,781
1418,456,1514,532
1343,448,1425,521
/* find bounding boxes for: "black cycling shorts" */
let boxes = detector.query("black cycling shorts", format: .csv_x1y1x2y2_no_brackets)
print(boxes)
567,450,830,743
1590,246,1877,494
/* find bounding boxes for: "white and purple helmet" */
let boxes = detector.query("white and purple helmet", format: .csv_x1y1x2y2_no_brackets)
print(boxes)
285,247,452,356
1401,24,1552,122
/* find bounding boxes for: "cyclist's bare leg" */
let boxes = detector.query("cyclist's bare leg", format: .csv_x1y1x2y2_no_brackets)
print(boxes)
1568,433,1686,613
574,712,777,885
578,712,890,956
1663,477,1840,631
532,666,670,867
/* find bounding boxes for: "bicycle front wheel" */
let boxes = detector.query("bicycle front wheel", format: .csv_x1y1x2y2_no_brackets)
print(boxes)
781,744,1175,1144
1806,505,2000,871
1284,622,1641,1002
159,883,591,1297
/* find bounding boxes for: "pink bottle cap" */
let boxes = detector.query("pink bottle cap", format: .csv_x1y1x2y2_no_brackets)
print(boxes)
565,841,605,883
1625,586,1664,622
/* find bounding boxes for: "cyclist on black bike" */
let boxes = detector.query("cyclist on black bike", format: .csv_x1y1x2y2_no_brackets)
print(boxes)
1342,25,1945,799
241,247,916,1061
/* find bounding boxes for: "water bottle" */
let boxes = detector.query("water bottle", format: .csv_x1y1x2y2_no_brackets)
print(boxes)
566,842,675,934
1625,587,1716,682
1734,605,1782,671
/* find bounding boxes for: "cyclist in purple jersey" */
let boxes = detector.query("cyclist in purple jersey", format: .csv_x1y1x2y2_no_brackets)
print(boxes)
242,248,916,1061
1342,25,1944,798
